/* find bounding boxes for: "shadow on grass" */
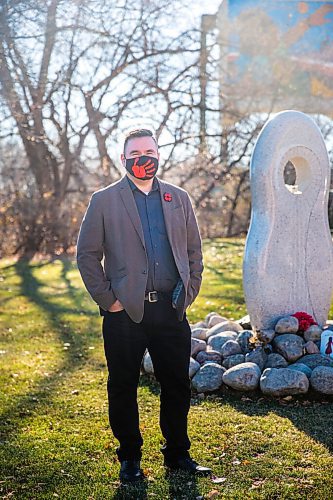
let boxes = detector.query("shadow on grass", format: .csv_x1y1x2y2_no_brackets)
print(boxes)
60,258,90,313
111,472,201,500
203,264,243,286
1,257,106,490
139,374,160,395
112,480,148,499
164,470,201,500
209,389,333,454
0,257,95,316
140,375,333,455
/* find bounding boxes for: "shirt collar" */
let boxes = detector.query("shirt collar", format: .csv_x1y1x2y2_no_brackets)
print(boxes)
126,175,159,193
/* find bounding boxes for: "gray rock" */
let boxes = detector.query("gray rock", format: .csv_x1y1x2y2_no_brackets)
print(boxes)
191,338,206,357
304,325,322,342
258,329,276,343
205,312,223,324
219,320,244,333
207,332,238,352
191,327,208,341
275,316,299,334
222,354,245,370
206,321,243,339
260,368,309,396
189,357,200,378
205,322,232,339
196,350,222,365
287,363,312,379
220,340,242,358
191,363,224,392
222,362,261,391
297,354,333,369
143,351,154,374
236,314,252,330
265,353,288,369
273,334,304,362
237,330,255,353
245,347,267,371
191,320,207,330
310,366,333,394
207,314,228,328
203,361,226,373
304,340,320,354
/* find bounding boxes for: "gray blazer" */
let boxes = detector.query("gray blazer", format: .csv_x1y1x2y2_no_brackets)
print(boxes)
76,175,203,322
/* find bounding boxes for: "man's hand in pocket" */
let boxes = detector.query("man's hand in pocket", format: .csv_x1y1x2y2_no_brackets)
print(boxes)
108,299,124,312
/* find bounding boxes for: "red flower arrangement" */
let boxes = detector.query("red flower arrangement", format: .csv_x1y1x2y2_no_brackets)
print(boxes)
292,311,317,332
163,192,172,202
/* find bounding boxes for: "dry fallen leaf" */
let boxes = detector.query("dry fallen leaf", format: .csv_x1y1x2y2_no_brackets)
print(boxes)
207,489,220,498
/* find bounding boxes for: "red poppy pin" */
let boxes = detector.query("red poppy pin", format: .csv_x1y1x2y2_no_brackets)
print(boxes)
164,192,172,202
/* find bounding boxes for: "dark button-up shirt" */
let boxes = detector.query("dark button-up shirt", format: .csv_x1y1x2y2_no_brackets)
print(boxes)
127,176,179,292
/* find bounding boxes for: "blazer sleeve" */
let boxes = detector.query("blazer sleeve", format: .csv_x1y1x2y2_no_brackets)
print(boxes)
76,192,116,311
184,192,204,306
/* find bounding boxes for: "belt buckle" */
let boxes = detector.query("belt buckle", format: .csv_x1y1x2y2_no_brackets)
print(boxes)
148,291,158,302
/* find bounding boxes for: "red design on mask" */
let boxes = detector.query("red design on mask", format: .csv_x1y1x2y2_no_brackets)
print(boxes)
131,157,156,179
164,192,172,202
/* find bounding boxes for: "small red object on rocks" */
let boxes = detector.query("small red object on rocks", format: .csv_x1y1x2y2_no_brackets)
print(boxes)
292,311,317,332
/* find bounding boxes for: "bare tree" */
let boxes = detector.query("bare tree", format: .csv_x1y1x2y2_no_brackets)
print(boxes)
0,0,199,255
2,1,331,256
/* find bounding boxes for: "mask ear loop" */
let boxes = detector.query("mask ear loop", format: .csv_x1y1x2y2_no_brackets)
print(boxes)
122,154,128,168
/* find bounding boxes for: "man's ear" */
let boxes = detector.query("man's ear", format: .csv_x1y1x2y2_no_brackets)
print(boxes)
121,153,125,165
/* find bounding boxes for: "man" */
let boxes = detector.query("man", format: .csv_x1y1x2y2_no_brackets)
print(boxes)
76,129,211,482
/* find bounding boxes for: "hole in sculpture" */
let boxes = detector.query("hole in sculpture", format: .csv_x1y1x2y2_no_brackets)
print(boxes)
283,157,311,194
284,161,296,186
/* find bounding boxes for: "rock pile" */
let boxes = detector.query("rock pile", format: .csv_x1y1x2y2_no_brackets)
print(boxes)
142,312,333,396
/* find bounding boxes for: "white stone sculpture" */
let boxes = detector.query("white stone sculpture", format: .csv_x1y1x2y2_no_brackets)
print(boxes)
243,110,333,331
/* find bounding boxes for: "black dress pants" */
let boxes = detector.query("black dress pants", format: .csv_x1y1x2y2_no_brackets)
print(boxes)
102,298,192,463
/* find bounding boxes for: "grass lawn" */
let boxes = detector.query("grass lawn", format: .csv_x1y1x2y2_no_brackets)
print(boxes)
1,238,333,499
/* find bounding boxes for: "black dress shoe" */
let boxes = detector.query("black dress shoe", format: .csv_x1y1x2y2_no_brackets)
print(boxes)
164,457,212,476
119,460,145,482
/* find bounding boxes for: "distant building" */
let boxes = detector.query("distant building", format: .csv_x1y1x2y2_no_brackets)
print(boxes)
199,1,333,234
217,0,333,118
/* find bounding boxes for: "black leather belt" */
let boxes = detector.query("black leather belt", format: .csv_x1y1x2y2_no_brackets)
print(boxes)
144,291,173,302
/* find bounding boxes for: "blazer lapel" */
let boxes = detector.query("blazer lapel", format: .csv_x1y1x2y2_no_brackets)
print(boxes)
118,176,146,249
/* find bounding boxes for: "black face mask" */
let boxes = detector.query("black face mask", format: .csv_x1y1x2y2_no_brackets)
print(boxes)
125,155,159,180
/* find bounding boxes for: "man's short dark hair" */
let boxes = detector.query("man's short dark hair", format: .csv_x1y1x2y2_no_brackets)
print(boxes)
123,129,158,154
